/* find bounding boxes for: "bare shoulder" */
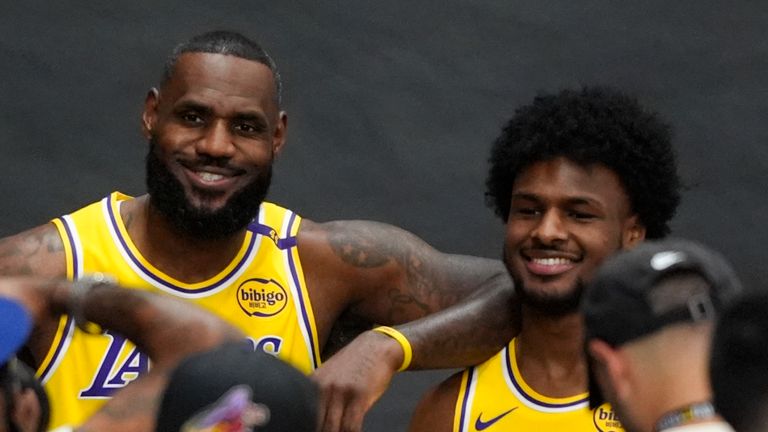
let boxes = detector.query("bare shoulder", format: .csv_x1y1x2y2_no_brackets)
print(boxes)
297,218,432,268
409,370,464,432
0,223,66,278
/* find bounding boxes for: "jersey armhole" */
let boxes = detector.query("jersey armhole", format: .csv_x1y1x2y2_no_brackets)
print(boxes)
454,368,474,432
51,218,76,280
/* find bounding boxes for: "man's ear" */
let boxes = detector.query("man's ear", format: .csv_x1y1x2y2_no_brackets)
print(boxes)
623,215,646,249
272,111,288,156
141,88,160,140
588,339,632,404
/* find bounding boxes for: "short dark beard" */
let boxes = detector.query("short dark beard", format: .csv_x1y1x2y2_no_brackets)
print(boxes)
145,140,271,240
503,248,585,317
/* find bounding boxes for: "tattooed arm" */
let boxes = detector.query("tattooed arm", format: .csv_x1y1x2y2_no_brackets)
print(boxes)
0,224,67,369
0,224,66,278
76,280,244,432
0,276,243,432
299,220,517,432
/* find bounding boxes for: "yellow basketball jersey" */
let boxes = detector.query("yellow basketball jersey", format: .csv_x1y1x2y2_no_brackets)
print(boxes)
40,192,321,429
453,338,624,432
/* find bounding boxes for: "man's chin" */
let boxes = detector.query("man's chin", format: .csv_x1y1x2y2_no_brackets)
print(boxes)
517,280,585,317
186,198,230,215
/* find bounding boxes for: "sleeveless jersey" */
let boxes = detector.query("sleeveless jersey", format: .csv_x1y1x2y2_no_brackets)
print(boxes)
454,338,624,432
40,192,321,429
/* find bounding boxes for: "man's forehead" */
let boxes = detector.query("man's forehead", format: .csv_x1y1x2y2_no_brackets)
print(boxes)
163,52,278,104
514,159,628,199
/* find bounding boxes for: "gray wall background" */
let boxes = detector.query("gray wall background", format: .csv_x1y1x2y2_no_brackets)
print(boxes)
1,1,766,430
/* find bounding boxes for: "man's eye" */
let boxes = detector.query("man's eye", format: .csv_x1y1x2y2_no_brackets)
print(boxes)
569,211,596,220
235,123,256,133
512,208,539,216
181,113,203,123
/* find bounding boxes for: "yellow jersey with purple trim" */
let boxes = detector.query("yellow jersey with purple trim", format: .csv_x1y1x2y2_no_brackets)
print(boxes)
453,338,624,432
40,192,320,429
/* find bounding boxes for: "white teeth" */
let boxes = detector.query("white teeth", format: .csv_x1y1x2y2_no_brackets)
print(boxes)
533,257,572,266
197,171,224,182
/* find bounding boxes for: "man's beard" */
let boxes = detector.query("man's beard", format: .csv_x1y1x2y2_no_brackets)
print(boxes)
145,140,271,240
503,248,585,317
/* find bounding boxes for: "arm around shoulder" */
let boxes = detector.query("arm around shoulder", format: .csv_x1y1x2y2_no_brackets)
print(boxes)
298,218,515,326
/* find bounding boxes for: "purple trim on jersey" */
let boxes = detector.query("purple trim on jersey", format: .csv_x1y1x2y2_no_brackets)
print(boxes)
284,212,319,369
38,218,79,382
58,217,80,279
106,195,257,294
459,366,476,432
247,222,297,249
38,316,74,381
504,345,588,409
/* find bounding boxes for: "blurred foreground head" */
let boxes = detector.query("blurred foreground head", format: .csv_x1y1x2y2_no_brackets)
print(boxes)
156,342,318,432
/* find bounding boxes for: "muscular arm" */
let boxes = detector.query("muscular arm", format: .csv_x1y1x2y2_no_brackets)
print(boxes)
301,219,517,350
301,220,517,431
0,224,66,278
0,277,243,432
0,224,67,367
77,282,244,432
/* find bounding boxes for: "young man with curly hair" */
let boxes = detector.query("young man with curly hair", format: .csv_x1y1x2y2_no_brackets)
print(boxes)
409,86,681,432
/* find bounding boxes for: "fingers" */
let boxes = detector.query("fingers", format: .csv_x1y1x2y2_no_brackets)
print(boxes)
315,377,370,432
318,384,365,432
319,387,344,432
313,330,401,431
340,400,366,432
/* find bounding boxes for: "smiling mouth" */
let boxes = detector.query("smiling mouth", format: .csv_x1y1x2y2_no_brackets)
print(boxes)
522,253,580,276
529,257,573,266
180,160,245,189
195,170,228,183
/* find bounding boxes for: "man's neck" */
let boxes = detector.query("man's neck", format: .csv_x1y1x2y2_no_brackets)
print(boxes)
515,307,587,398
123,195,248,283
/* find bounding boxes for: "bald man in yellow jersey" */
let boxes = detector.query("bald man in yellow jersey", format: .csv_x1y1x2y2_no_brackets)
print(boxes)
409,86,682,431
0,31,517,432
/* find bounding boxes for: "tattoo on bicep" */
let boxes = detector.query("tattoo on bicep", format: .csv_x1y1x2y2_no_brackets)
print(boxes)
0,235,41,276
327,226,391,268
44,229,64,253
0,227,64,276
327,222,458,318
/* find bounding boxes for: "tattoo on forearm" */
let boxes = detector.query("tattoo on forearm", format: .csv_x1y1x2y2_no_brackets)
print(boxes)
385,287,430,321
99,394,159,420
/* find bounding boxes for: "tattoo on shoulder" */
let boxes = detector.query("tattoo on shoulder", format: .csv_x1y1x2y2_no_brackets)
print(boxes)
0,225,64,276
326,223,392,268
98,393,160,421
327,222,411,268
44,228,65,253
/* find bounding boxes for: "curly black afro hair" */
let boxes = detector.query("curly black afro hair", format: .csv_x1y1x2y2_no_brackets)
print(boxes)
486,86,680,239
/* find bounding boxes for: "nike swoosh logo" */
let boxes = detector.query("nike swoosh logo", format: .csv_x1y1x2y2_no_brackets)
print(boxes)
474,407,518,430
